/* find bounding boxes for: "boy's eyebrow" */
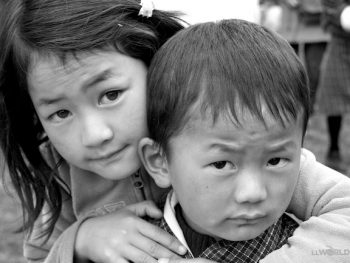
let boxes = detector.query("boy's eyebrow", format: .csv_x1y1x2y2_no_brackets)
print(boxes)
207,143,244,152
265,140,298,151
208,140,297,152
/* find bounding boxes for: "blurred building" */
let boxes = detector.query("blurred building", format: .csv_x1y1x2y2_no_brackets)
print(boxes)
262,1,329,54
261,0,330,108
154,0,261,24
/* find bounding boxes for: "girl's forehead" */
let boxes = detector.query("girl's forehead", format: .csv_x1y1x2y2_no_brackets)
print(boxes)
27,50,147,102
28,54,64,89
29,52,96,76
29,52,73,77
27,50,126,88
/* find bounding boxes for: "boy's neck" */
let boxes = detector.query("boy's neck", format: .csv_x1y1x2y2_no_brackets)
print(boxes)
174,204,216,257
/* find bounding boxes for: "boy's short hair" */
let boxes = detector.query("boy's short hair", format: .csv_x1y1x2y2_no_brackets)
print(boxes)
147,19,310,151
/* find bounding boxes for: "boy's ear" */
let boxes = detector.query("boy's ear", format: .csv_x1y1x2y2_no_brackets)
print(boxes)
138,137,171,188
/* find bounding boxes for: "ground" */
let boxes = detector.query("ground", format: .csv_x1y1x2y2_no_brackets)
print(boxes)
1,113,350,262
0,178,26,263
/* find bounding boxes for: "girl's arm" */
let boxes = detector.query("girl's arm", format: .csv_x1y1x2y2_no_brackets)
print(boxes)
25,142,186,263
260,148,350,263
23,195,77,262
27,201,187,263
73,201,187,263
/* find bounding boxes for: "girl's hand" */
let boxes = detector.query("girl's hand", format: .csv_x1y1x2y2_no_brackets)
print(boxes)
160,258,217,263
75,201,187,263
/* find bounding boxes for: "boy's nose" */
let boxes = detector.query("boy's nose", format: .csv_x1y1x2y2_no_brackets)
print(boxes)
234,169,267,204
81,115,113,147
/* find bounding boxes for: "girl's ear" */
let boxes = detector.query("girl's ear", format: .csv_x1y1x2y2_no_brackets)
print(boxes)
138,137,171,188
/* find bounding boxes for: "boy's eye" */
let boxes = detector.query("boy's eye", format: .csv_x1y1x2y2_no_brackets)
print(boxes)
100,90,122,104
267,157,288,167
211,161,235,170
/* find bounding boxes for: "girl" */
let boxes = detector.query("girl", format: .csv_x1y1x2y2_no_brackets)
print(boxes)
0,0,189,262
0,0,350,263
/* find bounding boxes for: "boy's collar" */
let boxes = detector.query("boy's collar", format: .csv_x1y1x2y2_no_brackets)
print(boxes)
164,190,194,257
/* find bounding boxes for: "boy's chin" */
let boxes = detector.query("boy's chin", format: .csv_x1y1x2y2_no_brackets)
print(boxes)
216,231,263,242
212,221,272,242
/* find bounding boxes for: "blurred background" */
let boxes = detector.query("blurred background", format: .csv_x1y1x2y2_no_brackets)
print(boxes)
2,1,350,262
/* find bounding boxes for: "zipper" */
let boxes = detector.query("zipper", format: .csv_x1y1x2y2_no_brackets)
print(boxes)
132,169,146,201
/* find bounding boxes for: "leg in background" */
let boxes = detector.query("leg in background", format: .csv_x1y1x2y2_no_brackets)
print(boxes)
327,115,342,155
326,115,346,172
304,42,328,110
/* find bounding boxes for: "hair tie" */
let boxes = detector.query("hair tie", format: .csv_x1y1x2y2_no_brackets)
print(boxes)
139,0,155,18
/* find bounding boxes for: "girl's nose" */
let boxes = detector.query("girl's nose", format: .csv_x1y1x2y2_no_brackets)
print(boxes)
81,115,113,147
234,169,267,204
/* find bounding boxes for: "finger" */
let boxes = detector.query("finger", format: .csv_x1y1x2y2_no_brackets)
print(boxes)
114,259,128,263
138,222,187,255
126,201,163,219
99,247,129,263
164,258,218,263
109,257,128,263
120,245,158,263
132,233,183,259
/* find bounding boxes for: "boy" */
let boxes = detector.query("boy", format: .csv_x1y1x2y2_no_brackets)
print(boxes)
139,19,350,262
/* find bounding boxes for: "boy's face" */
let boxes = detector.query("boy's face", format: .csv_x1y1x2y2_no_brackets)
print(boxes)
28,50,148,180
165,106,302,241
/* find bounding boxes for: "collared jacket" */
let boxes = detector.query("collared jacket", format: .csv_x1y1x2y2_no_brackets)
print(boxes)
24,144,350,263
154,191,299,262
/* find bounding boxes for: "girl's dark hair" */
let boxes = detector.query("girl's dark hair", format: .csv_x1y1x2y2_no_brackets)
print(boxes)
147,19,310,152
0,0,184,239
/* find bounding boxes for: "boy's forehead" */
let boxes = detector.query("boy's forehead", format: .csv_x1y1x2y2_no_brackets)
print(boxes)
184,101,304,132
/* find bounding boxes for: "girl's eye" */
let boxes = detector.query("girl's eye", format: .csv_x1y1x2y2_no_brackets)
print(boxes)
100,90,122,105
54,110,71,119
48,109,72,122
56,110,70,119
267,157,288,168
211,161,235,170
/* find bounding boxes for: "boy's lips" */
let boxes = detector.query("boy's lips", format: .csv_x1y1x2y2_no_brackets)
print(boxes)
229,213,266,224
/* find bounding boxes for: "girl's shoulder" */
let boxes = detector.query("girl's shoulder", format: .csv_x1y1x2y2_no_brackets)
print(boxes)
39,139,71,190
39,139,62,168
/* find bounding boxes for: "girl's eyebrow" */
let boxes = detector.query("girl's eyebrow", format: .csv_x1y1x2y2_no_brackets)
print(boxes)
38,69,114,106
38,96,64,106
82,69,113,91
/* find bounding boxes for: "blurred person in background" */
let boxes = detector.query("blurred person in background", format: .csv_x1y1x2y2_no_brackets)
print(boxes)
314,0,350,172
260,0,329,110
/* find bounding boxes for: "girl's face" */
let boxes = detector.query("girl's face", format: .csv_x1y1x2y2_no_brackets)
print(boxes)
28,51,148,180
